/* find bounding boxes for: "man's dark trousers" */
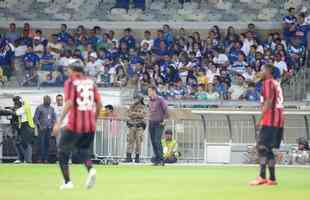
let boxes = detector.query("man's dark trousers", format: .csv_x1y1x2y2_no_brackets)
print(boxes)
149,122,164,163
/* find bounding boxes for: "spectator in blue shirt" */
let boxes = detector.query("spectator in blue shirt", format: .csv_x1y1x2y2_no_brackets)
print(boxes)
228,41,243,64
0,40,15,80
57,24,71,44
40,48,55,71
24,45,40,68
166,64,180,83
23,45,40,86
163,24,174,46
153,30,168,51
88,27,100,48
293,13,310,47
282,7,297,42
119,28,136,49
154,41,171,58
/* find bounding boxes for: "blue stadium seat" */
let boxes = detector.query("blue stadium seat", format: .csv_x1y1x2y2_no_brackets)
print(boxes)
115,0,130,10
133,0,145,10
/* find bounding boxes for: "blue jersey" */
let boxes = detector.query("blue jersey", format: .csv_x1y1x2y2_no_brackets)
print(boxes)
23,52,40,69
164,32,174,46
282,15,297,24
0,44,15,66
228,48,242,64
295,24,310,46
57,32,71,44
88,36,99,46
153,38,169,50
119,36,136,49
130,55,144,65
40,53,55,71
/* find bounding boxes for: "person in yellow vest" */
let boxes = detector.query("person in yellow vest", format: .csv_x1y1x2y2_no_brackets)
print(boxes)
162,129,179,164
12,96,35,164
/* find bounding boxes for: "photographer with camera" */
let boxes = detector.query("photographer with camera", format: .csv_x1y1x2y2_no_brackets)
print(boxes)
12,96,35,164
124,93,146,163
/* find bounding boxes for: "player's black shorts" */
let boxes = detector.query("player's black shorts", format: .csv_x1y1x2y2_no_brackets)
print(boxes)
58,128,95,153
258,126,284,149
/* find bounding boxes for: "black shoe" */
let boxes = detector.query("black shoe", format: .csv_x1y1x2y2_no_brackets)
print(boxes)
123,153,132,163
134,154,140,163
151,157,156,163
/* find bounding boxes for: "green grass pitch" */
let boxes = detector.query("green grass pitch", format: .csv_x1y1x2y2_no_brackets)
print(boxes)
0,164,309,200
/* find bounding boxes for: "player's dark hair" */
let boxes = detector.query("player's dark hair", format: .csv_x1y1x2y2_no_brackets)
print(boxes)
105,105,114,111
56,94,63,98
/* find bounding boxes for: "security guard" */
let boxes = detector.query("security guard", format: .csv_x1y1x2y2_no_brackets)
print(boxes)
124,93,146,163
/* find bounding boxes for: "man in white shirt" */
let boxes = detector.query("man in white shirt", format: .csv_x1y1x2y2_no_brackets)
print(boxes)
241,32,255,56
140,30,154,51
274,54,288,76
206,63,220,83
213,50,229,67
229,74,246,100
242,65,255,82
47,34,63,59
33,37,44,57
85,52,104,78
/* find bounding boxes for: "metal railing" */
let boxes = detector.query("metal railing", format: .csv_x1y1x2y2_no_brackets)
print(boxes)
94,118,205,162
93,110,310,162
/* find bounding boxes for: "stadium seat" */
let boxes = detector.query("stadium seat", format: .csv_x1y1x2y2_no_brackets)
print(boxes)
114,0,130,10
133,0,145,10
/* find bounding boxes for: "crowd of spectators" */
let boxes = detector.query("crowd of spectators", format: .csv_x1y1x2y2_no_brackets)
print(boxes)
0,7,309,101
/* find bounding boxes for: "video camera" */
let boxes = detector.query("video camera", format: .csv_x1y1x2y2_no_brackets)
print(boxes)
0,96,23,132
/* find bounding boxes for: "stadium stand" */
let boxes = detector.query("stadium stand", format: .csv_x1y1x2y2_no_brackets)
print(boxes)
1,10,310,101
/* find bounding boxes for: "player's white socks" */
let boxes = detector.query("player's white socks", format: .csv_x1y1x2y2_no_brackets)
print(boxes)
85,168,96,189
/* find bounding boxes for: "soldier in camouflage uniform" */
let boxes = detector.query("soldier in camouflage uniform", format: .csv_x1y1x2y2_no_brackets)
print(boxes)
124,93,146,163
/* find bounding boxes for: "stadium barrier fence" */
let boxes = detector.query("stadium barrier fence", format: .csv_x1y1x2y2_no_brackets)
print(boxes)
93,110,310,163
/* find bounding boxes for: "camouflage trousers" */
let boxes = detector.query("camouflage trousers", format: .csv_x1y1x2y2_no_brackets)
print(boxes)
127,127,144,154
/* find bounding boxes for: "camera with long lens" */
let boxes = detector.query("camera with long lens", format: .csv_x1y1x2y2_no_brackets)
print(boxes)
0,96,23,138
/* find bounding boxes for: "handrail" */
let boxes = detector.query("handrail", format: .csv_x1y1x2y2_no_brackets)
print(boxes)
193,109,310,145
